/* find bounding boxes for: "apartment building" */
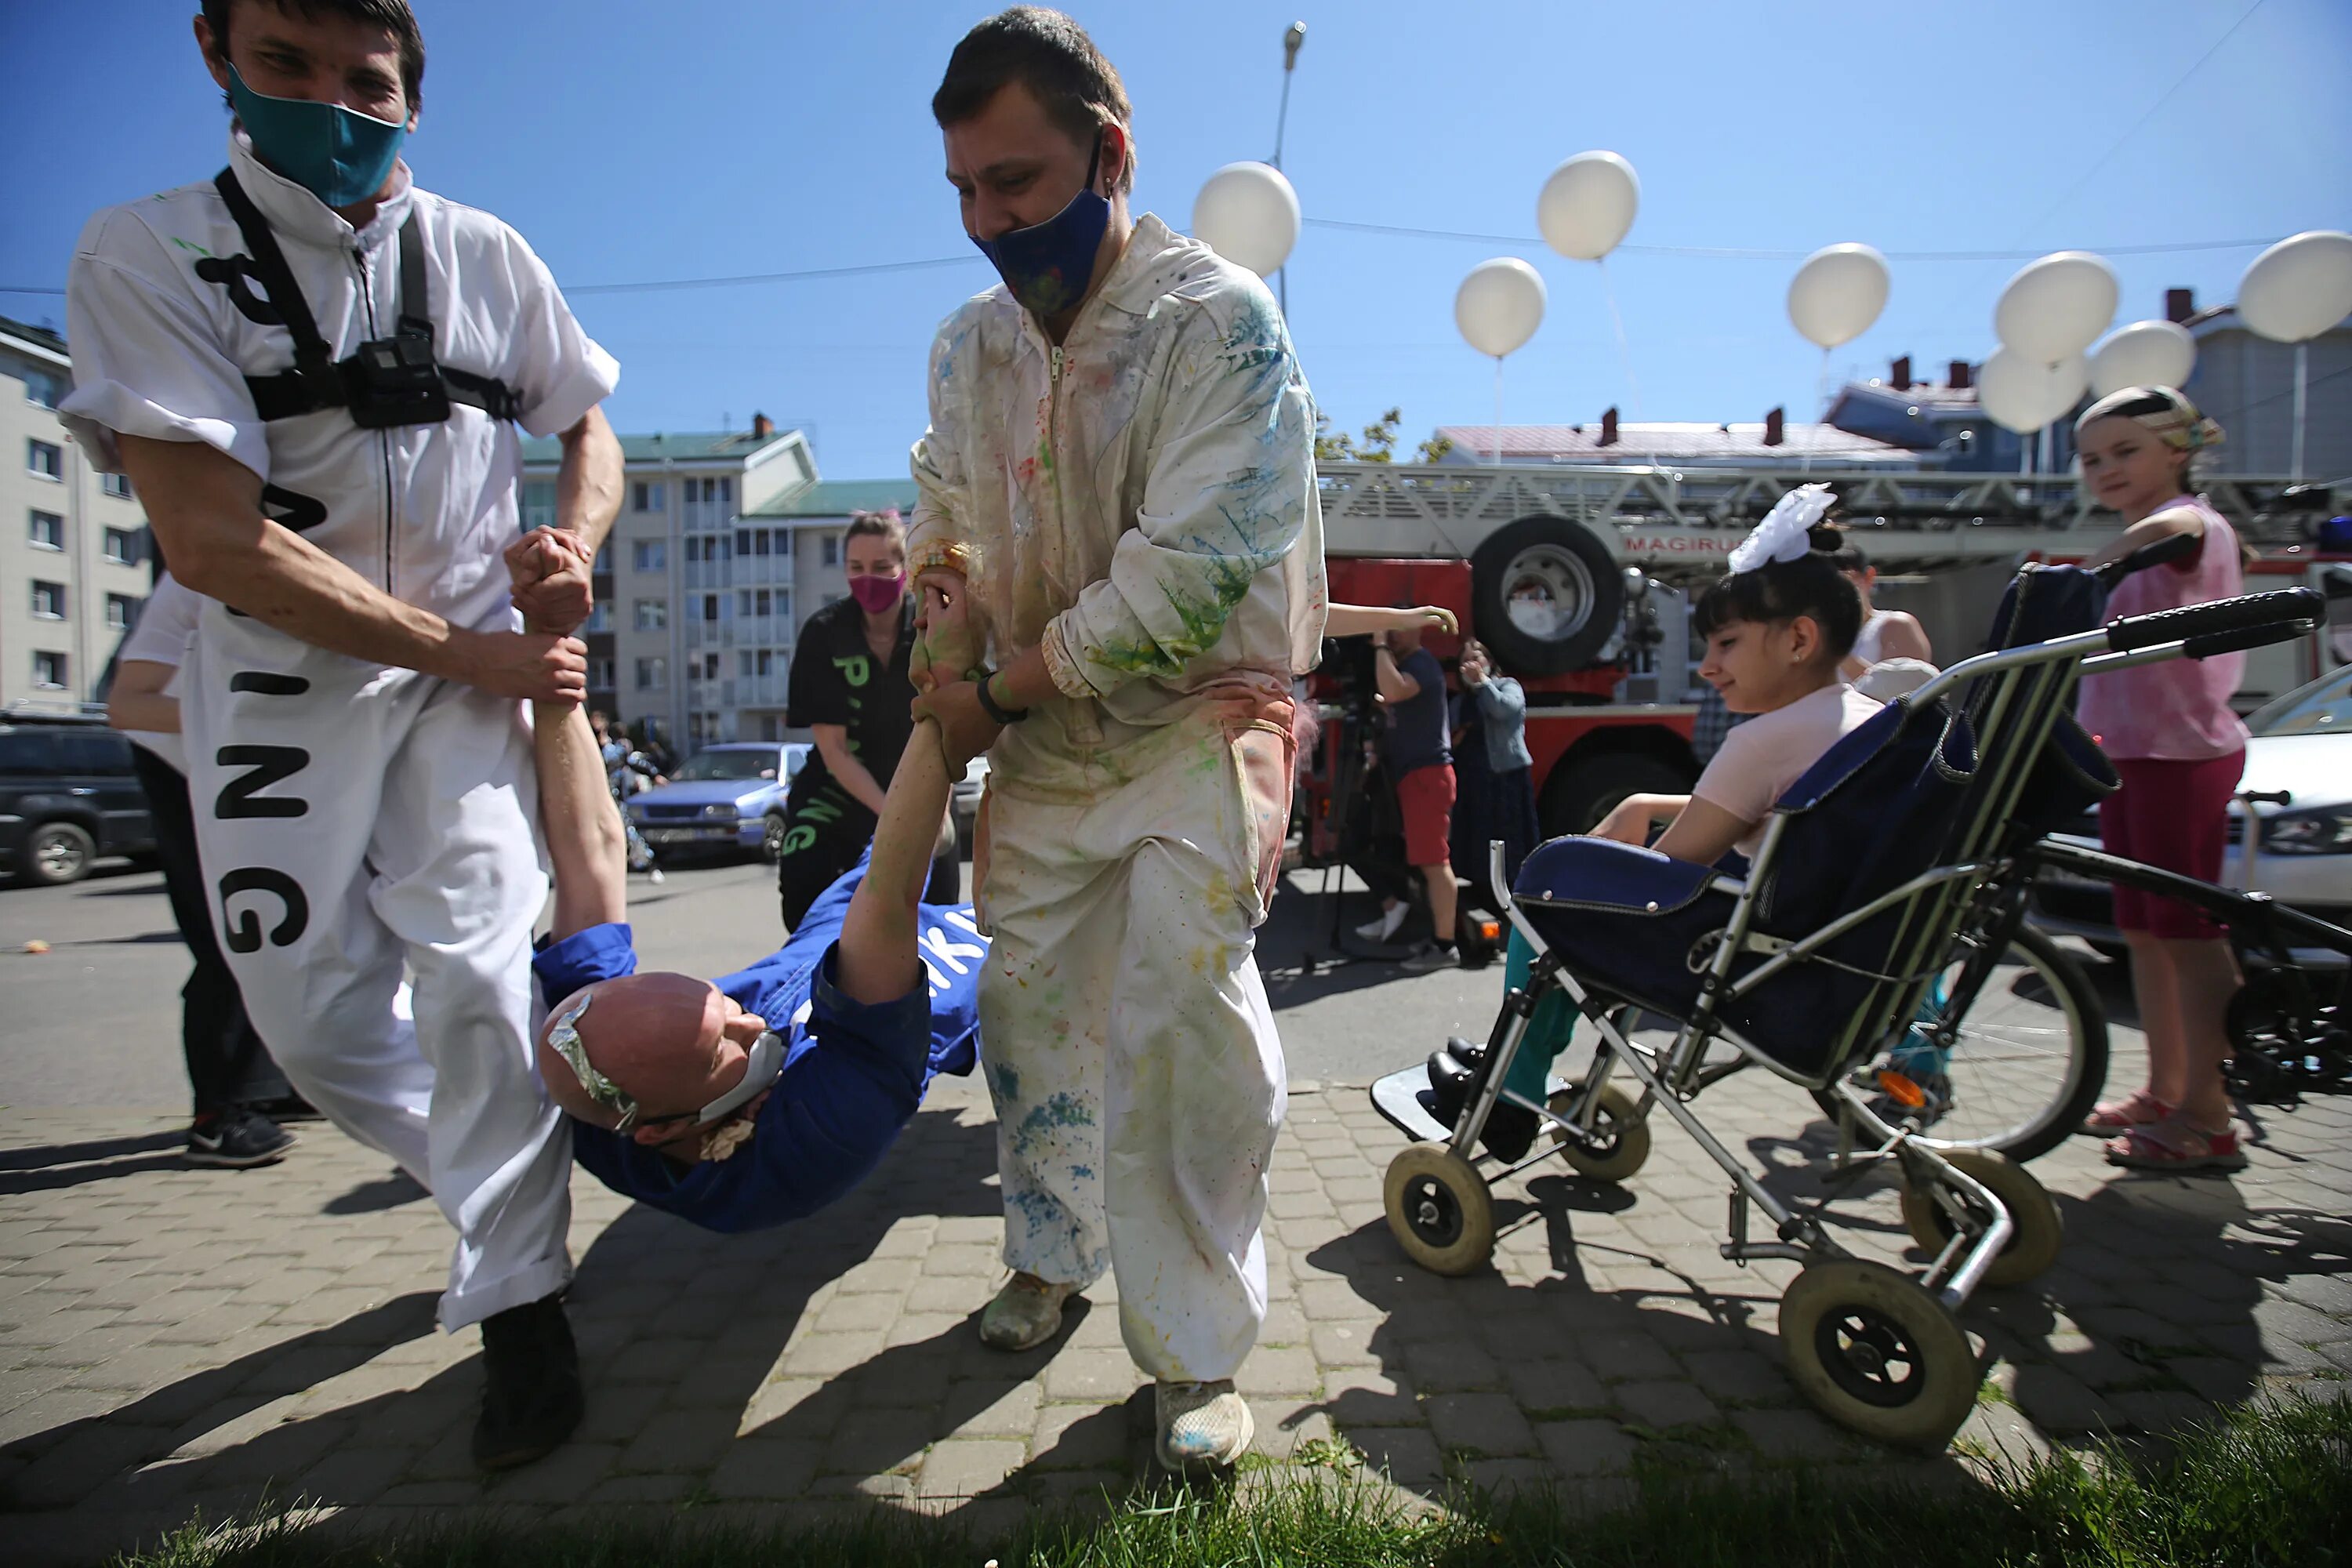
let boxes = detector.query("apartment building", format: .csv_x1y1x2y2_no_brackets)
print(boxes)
1,317,153,713
521,417,815,745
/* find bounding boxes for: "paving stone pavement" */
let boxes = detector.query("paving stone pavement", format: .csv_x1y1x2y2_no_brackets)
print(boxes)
4,1065,2350,1564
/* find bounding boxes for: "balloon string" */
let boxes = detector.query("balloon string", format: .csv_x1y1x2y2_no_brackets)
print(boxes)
1801,347,1830,476
1597,257,1652,467
1494,356,1504,467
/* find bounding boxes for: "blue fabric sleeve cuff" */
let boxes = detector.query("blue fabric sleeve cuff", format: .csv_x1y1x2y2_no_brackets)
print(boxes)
808,942,931,1098
533,923,639,1005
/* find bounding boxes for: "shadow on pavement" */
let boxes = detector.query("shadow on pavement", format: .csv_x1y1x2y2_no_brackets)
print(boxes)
324,1169,431,1214
2,1108,1021,1528
0,1131,183,1171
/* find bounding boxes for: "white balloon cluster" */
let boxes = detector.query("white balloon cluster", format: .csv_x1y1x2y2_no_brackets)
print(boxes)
1975,251,2116,433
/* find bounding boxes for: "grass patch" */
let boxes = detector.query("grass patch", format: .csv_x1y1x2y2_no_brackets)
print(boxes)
110,1396,2352,1568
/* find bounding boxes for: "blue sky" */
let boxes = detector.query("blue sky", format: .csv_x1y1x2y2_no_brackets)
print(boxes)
4,0,2346,481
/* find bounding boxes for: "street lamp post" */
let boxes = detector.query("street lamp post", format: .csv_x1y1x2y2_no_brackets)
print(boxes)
1272,21,1305,316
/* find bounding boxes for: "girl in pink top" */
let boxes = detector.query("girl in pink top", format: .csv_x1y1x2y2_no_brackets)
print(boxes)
2074,386,2250,1172
1598,492,1878,862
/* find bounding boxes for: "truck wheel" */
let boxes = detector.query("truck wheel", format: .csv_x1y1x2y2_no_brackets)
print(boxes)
1541,751,1694,838
1471,515,1625,675
27,822,96,887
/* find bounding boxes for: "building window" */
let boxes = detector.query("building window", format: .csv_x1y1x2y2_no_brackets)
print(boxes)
28,510,62,550
822,534,840,567
32,651,66,690
100,472,132,499
756,648,775,676
633,599,666,631
31,580,65,620
739,650,754,677
632,539,666,572
633,481,666,512
522,481,557,531
107,593,140,631
27,439,61,480
700,652,720,679
684,535,728,563
635,655,666,690
103,527,140,566
584,603,612,633
697,593,719,622
23,368,64,409
589,656,615,690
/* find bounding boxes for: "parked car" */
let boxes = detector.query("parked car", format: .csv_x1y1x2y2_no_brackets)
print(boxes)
624,742,809,862
2032,666,2352,948
0,712,155,886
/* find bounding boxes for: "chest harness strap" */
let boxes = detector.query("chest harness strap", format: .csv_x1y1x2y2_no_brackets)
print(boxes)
214,169,521,428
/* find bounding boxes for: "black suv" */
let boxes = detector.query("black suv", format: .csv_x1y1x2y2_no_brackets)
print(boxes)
0,713,155,886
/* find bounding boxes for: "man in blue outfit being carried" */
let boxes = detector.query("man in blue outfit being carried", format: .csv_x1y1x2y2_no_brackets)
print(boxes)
511,530,985,1231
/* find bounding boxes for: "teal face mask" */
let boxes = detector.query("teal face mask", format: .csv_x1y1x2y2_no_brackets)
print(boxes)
227,64,408,209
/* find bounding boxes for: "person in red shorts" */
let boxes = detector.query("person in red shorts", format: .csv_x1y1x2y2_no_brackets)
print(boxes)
2076,386,2250,1172
1370,616,1461,971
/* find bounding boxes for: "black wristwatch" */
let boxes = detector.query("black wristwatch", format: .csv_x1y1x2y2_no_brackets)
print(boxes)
973,668,1029,724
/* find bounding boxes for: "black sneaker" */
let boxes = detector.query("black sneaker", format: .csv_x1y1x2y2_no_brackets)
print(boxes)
185,1107,296,1168
474,1293,583,1471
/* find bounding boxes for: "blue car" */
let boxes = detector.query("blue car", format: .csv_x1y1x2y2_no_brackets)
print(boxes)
625,742,811,862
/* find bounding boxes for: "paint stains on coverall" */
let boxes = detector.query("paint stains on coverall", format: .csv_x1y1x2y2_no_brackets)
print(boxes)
909,215,1325,1381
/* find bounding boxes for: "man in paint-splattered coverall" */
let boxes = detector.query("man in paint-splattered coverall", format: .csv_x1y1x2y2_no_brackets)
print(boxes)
907,8,1327,1475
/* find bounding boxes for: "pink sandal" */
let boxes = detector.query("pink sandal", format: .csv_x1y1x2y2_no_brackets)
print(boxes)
2082,1087,2172,1134
2103,1115,2247,1173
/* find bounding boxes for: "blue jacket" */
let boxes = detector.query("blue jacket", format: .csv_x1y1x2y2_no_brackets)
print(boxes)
531,854,982,1232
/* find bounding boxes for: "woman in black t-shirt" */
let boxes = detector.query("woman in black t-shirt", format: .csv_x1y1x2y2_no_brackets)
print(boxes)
775,510,957,931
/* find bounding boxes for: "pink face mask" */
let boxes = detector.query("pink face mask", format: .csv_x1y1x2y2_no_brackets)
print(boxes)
848,572,904,615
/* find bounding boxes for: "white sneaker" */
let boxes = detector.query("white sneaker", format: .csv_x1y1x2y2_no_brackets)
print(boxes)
978,1272,1080,1352
1155,1379,1254,1472
1355,904,1407,942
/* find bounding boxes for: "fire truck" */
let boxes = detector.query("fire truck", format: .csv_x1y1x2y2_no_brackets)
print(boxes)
1297,458,2350,897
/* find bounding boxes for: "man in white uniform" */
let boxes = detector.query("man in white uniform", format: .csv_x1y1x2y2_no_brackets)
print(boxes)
61,0,622,1469
907,8,1326,1472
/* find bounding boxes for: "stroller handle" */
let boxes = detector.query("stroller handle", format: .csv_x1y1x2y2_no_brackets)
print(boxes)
2093,529,2198,588
2104,587,2322,654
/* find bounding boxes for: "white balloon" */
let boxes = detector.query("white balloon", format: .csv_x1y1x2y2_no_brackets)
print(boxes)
1994,251,2119,364
2089,320,2198,397
1537,151,1640,262
2236,230,2352,344
1455,258,1547,358
1976,347,2089,434
1786,243,1891,350
1191,161,1301,278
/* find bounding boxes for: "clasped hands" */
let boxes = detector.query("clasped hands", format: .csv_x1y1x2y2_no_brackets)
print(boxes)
488,527,595,706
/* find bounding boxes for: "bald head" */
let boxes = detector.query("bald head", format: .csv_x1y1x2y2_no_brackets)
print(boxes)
536,971,769,1152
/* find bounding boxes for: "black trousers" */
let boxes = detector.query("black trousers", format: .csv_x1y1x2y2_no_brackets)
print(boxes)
132,746,290,1116
775,775,960,934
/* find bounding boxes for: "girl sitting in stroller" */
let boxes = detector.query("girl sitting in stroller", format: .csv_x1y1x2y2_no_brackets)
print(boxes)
1444,486,1884,1157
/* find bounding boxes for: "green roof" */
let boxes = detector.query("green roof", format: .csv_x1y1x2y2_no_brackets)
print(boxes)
519,430,794,465
746,477,919,517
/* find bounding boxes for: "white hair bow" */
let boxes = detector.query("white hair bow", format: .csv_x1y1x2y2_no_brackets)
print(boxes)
1726,484,1836,575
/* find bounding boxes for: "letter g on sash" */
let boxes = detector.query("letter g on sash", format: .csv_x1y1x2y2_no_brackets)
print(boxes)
218,867,310,953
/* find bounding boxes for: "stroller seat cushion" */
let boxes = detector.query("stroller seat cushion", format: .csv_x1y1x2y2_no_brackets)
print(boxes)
1514,837,1720,916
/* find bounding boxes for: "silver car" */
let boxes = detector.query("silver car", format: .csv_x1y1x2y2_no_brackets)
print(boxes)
2032,666,2352,947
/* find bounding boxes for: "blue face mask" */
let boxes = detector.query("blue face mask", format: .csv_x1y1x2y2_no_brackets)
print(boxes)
227,64,408,209
971,132,1110,321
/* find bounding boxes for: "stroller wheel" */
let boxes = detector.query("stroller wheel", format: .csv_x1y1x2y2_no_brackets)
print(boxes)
1383,1143,1495,1276
1779,1258,1977,1450
1898,1149,2062,1290
1548,1084,1651,1184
